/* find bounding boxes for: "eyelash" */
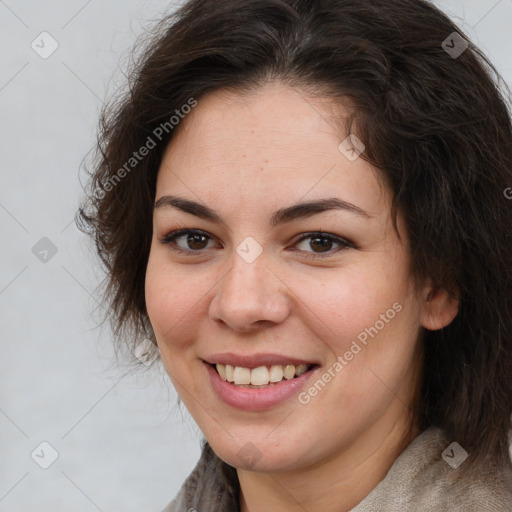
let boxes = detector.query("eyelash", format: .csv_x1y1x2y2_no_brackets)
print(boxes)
158,228,354,259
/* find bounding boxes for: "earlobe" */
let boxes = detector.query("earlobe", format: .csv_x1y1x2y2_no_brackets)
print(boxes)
420,285,459,331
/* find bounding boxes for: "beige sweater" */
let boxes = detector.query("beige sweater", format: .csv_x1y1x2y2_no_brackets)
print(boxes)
162,428,512,511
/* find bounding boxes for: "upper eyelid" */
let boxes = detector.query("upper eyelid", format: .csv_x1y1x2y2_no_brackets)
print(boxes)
160,228,353,252
161,228,217,243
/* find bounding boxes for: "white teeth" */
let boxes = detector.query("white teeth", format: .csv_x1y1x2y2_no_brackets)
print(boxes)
250,366,270,385
225,364,235,382
216,363,226,380
269,364,284,383
215,363,312,386
233,366,251,385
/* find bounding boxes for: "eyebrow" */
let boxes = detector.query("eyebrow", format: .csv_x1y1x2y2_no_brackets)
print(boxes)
154,195,372,227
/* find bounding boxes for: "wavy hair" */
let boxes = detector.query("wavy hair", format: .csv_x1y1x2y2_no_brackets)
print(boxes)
78,0,512,469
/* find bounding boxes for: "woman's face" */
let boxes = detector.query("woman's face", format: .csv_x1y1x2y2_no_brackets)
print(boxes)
145,82,430,472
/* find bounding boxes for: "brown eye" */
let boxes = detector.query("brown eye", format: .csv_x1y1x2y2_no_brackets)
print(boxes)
186,233,209,250
309,236,334,253
160,229,353,259
293,232,353,258
160,229,217,254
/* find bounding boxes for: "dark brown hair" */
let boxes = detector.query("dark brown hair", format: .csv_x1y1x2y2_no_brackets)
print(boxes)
78,0,512,469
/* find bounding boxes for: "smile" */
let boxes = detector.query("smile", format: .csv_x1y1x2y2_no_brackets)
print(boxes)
204,360,320,411
214,363,312,387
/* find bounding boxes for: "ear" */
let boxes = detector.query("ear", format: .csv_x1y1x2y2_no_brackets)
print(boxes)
420,282,459,331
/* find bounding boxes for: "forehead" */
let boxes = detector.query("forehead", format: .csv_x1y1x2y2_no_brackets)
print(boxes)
156,82,388,216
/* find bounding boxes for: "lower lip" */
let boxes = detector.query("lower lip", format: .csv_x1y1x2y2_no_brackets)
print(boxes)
205,362,319,412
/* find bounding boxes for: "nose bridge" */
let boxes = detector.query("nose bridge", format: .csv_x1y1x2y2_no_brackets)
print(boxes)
209,242,289,330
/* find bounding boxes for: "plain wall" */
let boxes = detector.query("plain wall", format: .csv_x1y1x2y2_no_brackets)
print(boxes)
1,1,511,510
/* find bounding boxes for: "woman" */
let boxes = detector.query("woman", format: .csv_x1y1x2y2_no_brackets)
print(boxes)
78,0,512,510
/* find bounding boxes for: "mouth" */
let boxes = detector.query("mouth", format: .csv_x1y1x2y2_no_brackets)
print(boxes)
208,362,318,388
204,358,321,411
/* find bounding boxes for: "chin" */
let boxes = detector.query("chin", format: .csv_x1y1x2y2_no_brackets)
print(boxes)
209,434,311,473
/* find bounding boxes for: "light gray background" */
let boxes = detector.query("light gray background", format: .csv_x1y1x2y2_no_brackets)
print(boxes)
1,1,511,511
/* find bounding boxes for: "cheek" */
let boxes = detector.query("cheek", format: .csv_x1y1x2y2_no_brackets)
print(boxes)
295,264,409,349
144,250,205,353
292,254,420,398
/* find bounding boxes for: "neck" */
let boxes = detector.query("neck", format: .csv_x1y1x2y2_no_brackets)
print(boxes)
238,408,419,512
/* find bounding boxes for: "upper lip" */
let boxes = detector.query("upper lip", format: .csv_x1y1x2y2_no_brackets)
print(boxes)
203,353,319,368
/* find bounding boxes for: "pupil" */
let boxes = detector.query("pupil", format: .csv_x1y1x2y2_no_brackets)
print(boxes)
311,237,331,252
188,233,207,250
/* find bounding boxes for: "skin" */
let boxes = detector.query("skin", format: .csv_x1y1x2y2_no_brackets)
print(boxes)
145,82,459,512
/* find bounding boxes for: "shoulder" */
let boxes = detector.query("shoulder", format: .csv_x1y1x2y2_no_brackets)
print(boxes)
352,428,512,511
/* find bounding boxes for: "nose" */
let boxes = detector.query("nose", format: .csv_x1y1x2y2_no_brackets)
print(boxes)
209,248,291,332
